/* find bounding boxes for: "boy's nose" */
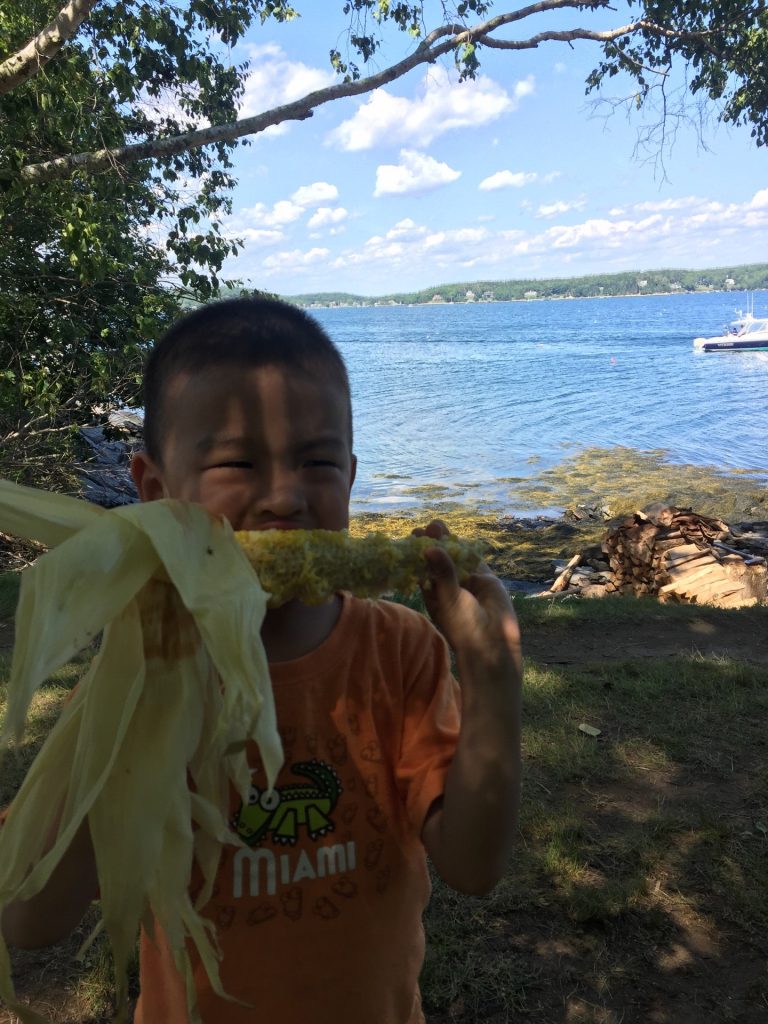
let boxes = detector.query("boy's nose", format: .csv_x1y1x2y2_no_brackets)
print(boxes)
255,470,307,522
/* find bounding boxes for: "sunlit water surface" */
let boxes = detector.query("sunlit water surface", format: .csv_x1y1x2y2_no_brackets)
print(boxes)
310,292,767,514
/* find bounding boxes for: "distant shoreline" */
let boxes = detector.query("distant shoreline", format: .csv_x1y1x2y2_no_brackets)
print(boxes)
283,262,768,310
299,289,763,310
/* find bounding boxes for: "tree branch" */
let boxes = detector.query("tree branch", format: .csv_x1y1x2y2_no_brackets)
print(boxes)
8,6,724,186
0,0,102,96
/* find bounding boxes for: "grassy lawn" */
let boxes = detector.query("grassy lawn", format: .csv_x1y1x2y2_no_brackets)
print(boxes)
421,603,768,1023
1,570,767,1022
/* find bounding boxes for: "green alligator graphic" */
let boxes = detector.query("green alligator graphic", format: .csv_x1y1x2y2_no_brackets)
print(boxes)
233,760,342,847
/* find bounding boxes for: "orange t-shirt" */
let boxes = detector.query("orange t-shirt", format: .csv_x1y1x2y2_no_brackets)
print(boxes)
135,594,460,1024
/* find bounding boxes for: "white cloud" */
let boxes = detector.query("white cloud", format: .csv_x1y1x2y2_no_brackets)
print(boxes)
385,218,429,241
331,220,491,274
547,215,664,250
262,247,331,271
236,228,285,245
514,77,535,101
292,182,339,207
221,185,341,243
425,227,487,249
479,170,538,191
631,196,702,213
329,66,530,151
536,198,587,218
234,192,768,293
307,206,348,229
239,199,304,227
239,44,335,118
374,150,461,197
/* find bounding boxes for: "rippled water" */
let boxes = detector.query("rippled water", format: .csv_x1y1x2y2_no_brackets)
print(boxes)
310,292,768,514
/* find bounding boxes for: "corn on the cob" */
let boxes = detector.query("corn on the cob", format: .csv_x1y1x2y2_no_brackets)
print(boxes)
235,528,486,607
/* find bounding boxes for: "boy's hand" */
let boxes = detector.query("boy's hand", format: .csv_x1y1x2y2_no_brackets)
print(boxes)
413,520,522,895
412,520,521,682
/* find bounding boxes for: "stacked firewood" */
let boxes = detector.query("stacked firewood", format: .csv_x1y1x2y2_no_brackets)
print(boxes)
548,503,768,608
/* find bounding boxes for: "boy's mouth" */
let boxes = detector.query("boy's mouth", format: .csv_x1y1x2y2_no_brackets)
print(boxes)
253,520,304,531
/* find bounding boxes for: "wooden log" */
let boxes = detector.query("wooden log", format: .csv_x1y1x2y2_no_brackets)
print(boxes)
716,595,758,609
721,559,768,603
664,555,718,579
656,528,684,539
658,562,724,594
549,552,581,593
653,537,687,554
685,581,742,604
662,543,709,562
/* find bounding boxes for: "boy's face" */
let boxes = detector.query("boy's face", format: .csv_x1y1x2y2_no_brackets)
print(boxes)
132,363,356,532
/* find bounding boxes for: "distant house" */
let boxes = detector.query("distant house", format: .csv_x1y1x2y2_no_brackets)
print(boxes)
724,277,736,289
637,279,648,288
524,290,538,299
465,289,476,302
430,293,444,303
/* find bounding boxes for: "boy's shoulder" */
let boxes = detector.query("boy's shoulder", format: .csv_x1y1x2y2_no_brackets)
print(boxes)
343,594,448,668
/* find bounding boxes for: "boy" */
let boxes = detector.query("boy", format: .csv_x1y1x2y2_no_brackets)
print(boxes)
2,297,522,1023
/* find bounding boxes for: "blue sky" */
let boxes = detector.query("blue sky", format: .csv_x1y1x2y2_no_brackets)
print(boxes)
207,5,768,297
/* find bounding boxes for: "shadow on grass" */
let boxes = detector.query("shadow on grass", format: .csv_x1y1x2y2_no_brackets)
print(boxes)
0,655,88,805
422,654,768,1024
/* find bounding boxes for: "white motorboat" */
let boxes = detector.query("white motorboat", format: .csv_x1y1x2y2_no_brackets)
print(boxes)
693,313,768,353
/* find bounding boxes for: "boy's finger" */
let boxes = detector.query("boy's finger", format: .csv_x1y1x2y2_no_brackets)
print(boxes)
423,544,459,584
462,568,512,607
411,520,450,541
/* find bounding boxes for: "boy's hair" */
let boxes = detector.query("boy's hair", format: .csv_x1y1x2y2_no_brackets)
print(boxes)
142,296,352,464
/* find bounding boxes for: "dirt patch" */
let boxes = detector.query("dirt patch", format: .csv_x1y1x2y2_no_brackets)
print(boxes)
522,606,768,666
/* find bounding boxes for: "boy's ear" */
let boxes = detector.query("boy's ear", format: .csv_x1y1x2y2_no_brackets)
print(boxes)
130,451,167,502
349,453,357,492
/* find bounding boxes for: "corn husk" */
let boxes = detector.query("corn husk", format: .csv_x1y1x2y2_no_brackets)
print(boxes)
0,481,280,1024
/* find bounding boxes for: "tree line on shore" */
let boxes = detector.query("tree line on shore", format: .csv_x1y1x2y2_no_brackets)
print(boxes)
288,263,768,308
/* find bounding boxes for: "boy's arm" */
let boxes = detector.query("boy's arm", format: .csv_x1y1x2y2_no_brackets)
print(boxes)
416,522,522,896
0,817,98,948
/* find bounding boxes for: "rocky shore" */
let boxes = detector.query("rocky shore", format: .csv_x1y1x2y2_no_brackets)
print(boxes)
77,410,143,507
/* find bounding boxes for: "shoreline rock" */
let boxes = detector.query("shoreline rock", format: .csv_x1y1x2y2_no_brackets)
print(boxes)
77,411,142,507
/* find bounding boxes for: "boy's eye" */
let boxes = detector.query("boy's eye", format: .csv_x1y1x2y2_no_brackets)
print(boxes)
211,460,252,470
304,459,339,469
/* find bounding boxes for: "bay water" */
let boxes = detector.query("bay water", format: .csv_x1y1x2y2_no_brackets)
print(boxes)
310,291,768,515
